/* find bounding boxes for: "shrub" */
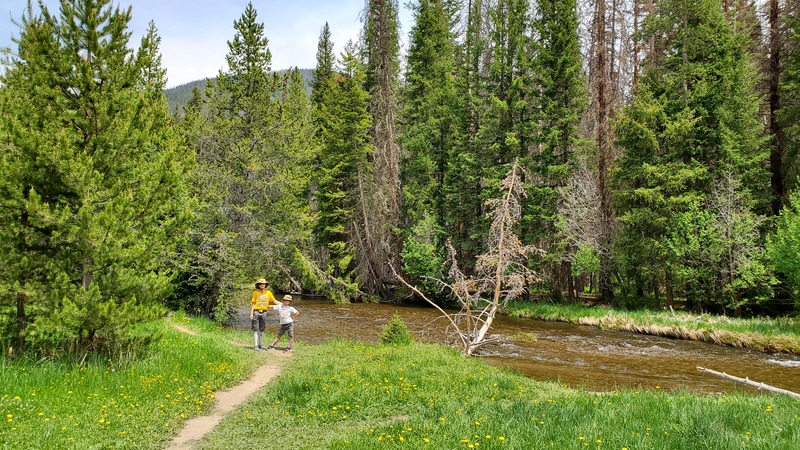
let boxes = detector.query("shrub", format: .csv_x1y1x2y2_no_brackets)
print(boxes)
380,312,413,346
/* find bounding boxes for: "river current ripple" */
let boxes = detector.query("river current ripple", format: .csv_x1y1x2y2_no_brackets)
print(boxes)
235,298,800,395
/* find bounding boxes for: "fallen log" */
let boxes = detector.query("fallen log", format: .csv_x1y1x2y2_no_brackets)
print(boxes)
697,366,800,400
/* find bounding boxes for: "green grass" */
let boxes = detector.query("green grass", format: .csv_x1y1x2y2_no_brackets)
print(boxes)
505,301,800,354
200,339,800,450
0,313,261,450
3,313,800,450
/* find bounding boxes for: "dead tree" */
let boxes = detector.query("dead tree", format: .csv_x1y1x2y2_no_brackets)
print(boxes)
359,0,402,295
393,159,542,356
697,366,800,399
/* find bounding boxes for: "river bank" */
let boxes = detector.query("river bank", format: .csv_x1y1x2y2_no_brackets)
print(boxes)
504,300,800,355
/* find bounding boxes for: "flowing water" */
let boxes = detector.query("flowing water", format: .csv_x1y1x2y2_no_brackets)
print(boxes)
237,297,800,395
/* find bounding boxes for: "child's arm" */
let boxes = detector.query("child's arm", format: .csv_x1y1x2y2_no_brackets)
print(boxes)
291,309,300,319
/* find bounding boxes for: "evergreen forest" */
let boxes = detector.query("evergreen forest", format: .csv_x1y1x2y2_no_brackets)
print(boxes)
3,0,800,356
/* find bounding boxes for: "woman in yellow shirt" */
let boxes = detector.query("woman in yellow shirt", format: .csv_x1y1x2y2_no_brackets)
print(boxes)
250,278,279,350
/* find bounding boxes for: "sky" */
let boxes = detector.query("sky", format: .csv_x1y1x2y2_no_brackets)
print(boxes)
0,0,413,88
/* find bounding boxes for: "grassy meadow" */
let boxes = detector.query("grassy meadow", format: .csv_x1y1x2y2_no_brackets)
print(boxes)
2,310,799,449
200,339,799,450
0,313,263,449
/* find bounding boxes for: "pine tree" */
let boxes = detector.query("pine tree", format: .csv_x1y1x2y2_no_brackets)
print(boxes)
769,188,800,297
480,0,533,184
401,0,461,284
311,23,335,108
780,4,800,198
171,84,229,315
274,67,315,272
475,0,533,270
0,0,193,354
591,0,615,303
449,0,489,271
308,23,336,274
528,0,587,296
181,2,307,314
761,0,788,214
614,0,770,312
312,42,373,302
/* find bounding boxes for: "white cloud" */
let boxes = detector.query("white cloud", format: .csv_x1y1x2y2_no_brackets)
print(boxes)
159,38,229,87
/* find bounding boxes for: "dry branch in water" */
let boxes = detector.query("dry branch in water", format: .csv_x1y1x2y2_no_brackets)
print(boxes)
697,366,800,400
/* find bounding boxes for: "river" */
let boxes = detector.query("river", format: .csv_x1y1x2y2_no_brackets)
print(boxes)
236,297,800,395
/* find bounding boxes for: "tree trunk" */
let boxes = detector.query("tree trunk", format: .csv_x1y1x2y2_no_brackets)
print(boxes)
16,291,26,351
769,0,787,213
596,0,614,303
203,281,221,317
16,208,29,351
364,0,402,294
473,164,517,347
566,260,575,301
666,272,674,309
697,366,800,399
635,273,644,297
575,274,585,298
632,0,640,91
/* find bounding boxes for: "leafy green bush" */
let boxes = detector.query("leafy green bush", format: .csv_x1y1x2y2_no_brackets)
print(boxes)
571,243,600,278
212,298,236,326
400,214,444,294
380,311,413,346
769,189,800,299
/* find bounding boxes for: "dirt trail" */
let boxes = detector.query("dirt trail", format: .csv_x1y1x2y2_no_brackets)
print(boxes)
167,323,289,449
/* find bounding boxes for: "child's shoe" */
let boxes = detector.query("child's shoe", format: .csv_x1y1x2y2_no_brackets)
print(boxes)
266,346,275,350
283,347,292,353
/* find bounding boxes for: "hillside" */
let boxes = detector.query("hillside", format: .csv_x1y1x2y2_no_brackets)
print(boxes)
164,68,314,116
164,78,209,114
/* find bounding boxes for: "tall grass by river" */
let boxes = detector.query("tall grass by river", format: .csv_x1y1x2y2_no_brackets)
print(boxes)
505,301,800,354
2,313,799,449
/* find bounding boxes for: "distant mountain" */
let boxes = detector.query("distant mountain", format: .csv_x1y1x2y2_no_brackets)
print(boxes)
163,68,314,116
163,78,209,115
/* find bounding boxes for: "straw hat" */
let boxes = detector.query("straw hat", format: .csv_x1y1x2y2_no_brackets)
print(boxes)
255,278,268,288
282,294,293,302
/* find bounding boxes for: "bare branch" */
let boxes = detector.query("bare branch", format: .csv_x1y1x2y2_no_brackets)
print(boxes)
392,159,542,356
